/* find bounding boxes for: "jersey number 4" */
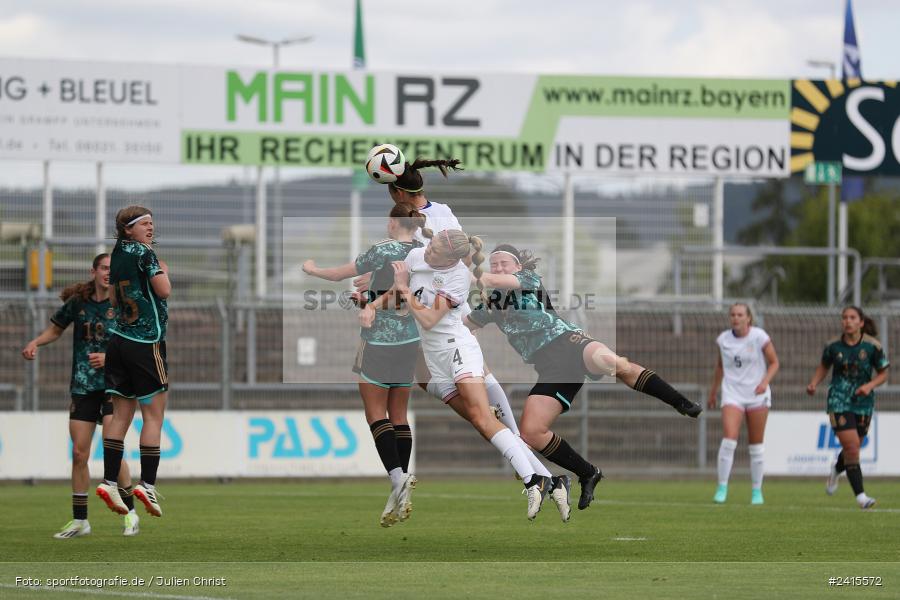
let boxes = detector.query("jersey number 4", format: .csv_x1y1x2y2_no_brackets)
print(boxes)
452,349,463,366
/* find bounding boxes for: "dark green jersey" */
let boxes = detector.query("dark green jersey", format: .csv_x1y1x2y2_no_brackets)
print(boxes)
468,269,578,363
109,239,167,343
821,334,889,416
355,239,421,345
51,296,116,395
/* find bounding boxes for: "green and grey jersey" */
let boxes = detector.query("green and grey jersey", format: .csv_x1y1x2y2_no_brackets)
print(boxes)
355,239,421,345
109,239,167,343
821,334,889,416
51,296,116,395
468,269,578,363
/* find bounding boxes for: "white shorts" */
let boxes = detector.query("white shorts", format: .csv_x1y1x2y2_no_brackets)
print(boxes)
423,340,485,402
721,392,771,413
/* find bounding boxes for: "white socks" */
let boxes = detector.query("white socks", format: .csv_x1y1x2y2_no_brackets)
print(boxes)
749,444,765,490
517,436,552,478
490,428,536,482
388,467,404,489
484,374,519,435
717,438,737,486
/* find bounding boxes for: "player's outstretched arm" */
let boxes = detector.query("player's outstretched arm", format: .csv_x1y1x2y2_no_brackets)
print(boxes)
478,272,522,290
302,259,359,282
22,323,65,360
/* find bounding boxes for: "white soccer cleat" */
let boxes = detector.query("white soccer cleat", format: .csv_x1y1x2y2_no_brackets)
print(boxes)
397,474,416,523
550,475,572,523
123,511,140,536
524,475,552,521
858,496,877,510
133,483,163,517
53,519,91,539
380,486,401,528
826,460,842,496
96,482,129,515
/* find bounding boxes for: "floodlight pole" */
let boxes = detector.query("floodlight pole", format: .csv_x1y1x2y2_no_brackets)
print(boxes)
236,34,313,298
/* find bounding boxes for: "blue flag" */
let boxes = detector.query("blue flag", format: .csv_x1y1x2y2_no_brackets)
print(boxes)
841,0,865,202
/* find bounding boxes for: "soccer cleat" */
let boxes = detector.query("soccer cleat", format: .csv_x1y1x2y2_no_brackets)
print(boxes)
133,483,163,517
826,460,842,496
524,475,552,520
397,474,416,522
123,511,140,536
751,489,764,505
96,482,129,515
380,486,401,528
549,475,572,523
577,467,604,510
53,519,91,539
674,397,703,418
713,484,728,504
858,496,877,510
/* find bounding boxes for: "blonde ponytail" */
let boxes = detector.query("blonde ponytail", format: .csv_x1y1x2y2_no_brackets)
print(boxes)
469,235,486,306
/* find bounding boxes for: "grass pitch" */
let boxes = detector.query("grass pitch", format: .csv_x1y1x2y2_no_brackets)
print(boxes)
1,479,898,599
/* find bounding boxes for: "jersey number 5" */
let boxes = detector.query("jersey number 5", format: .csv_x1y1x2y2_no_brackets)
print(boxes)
110,280,139,324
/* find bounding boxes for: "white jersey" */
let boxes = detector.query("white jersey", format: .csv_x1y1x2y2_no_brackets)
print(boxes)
413,200,471,318
405,247,477,353
414,201,461,245
716,326,772,404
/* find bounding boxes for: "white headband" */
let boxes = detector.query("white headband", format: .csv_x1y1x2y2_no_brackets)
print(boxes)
490,250,520,264
127,214,151,226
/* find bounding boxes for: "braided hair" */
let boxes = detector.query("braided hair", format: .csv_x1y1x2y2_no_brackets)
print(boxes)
391,157,464,194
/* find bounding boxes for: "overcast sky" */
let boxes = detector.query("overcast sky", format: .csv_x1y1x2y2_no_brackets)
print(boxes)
1,0,897,189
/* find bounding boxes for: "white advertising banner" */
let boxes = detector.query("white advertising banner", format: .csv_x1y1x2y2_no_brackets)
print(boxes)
765,411,900,476
0,411,405,479
0,57,792,175
0,57,180,162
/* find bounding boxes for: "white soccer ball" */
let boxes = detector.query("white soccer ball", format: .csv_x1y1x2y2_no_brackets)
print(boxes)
365,144,406,184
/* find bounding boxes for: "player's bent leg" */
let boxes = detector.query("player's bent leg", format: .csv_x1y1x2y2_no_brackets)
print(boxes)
583,342,628,378
616,360,703,418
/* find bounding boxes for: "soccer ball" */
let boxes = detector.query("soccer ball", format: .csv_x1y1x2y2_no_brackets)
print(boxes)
365,144,406,183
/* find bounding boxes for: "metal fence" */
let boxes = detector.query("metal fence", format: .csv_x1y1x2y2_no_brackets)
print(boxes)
3,299,896,475
1,170,717,299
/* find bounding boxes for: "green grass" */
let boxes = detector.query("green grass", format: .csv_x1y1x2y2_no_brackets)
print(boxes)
1,479,899,599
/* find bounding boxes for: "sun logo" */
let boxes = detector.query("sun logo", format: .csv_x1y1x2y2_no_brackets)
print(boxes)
790,78,898,173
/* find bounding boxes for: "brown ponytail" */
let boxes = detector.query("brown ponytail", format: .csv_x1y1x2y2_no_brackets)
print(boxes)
60,253,109,303
389,202,429,235
391,156,464,193
844,305,877,337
